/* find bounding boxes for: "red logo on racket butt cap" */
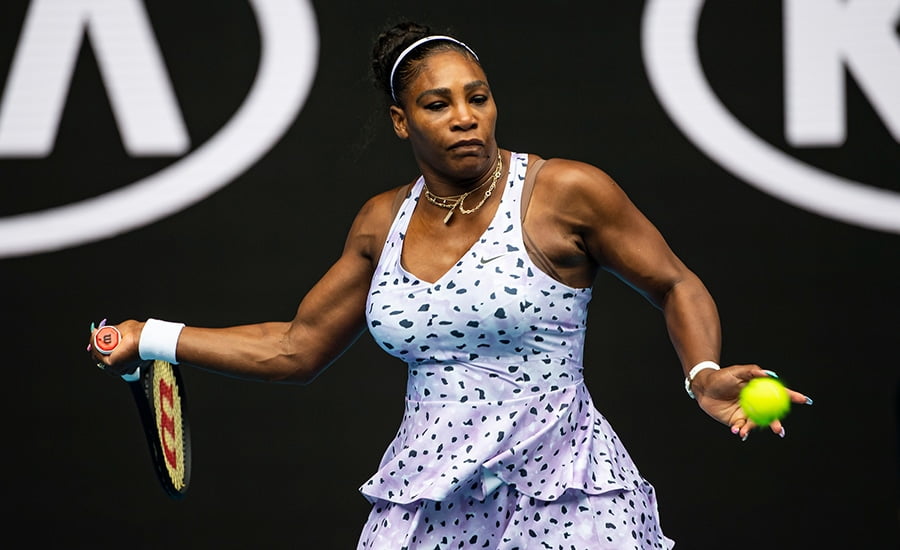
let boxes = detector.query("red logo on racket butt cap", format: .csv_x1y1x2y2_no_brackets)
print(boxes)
93,326,121,355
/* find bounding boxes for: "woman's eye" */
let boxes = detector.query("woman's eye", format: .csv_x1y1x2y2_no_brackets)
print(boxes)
425,102,446,111
471,95,488,105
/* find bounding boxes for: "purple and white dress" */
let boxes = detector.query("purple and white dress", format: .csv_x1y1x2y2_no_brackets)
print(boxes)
359,153,674,549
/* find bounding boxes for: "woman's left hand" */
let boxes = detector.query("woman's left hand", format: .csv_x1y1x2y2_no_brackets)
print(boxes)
691,364,813,440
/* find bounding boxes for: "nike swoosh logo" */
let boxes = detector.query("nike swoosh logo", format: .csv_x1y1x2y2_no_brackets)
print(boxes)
480,254,506,264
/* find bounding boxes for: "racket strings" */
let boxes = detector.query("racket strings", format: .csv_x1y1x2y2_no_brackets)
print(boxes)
151,360,186,490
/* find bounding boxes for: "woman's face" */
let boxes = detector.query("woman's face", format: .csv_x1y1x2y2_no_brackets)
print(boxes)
390,50,498,181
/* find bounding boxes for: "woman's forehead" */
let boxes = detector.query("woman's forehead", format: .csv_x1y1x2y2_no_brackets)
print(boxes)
410,50,487,90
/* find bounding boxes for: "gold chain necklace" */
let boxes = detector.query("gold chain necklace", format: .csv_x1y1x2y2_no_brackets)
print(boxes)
424,151,503,224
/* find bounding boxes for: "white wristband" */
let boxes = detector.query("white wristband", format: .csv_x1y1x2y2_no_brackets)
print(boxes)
138,318,185,364
684,360,720,399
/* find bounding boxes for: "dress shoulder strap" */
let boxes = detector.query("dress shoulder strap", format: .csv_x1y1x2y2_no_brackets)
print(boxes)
390,181,415,220
519,156,564,282
521,157,546,221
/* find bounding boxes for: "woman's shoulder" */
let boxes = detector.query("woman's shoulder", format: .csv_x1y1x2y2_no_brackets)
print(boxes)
357,180,416,222
342,181,414,263
349,179,416,240
526,155,619,196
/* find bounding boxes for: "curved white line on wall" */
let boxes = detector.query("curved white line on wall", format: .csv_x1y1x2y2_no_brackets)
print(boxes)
0,0,319,258
642,0,900,234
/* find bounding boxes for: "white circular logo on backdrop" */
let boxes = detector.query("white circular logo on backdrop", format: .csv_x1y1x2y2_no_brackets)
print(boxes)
0,0,319,258
642,0,900,234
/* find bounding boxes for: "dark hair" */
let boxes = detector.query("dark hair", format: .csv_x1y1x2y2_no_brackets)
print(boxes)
371,21,479,105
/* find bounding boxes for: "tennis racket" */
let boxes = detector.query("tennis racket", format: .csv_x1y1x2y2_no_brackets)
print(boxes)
93,325,192,499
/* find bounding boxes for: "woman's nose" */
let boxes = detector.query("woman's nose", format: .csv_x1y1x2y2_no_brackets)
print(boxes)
451,103,477,130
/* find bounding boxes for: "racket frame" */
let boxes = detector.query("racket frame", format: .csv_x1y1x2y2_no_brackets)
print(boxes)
127,359,192,499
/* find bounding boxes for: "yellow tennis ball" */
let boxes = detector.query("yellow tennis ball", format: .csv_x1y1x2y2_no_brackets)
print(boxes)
740,377,790,426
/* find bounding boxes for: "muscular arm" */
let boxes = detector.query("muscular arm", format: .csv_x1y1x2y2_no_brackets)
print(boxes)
583,171,721,373
97,188,399,385
176,241,374,384
529,160,811,436
529,159,721,375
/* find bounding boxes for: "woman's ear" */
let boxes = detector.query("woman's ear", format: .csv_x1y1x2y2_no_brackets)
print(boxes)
389,105,409,139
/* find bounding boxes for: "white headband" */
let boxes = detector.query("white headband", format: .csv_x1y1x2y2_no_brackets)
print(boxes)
389,35,479,103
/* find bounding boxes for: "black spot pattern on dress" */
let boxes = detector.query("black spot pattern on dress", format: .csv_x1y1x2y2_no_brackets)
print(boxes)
361,153,673,549
358,482,669,549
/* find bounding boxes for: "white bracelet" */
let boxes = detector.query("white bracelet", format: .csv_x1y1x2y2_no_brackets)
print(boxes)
138,318,185,364
684,360,720,399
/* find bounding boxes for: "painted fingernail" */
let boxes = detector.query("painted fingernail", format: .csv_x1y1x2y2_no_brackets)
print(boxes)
99,318,107,328
763,370,779,378
741,433,749,442
90,322,96,333
804,397,814,405
778,427,786,438
731,426,740,435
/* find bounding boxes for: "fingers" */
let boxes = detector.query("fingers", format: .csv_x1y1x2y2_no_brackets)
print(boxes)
719,365,811,442
88,318,124,370
729,364,786,381
731,364,815,404
723,365,778,391
747,366,778,380
88,319,105,367
757,369,815,406
768,419,787,439
86,318,107,352
730,419,752,441
729,418,785,441
729,397,808,442
787,388,814,406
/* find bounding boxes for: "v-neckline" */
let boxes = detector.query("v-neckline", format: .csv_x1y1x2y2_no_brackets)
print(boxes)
398,165,514,286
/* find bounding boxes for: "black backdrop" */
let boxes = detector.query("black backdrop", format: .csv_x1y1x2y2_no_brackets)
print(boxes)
1,1,898,548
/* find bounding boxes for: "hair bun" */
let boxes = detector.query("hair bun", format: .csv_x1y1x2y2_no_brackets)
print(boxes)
371,22,432,100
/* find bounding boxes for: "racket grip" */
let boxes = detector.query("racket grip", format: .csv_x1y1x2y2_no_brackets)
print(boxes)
93,325,143,381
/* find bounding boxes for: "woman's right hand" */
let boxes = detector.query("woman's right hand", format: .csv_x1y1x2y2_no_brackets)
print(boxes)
89,319,144,377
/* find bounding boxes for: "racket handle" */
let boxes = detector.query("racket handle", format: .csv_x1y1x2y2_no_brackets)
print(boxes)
93,325,143,381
